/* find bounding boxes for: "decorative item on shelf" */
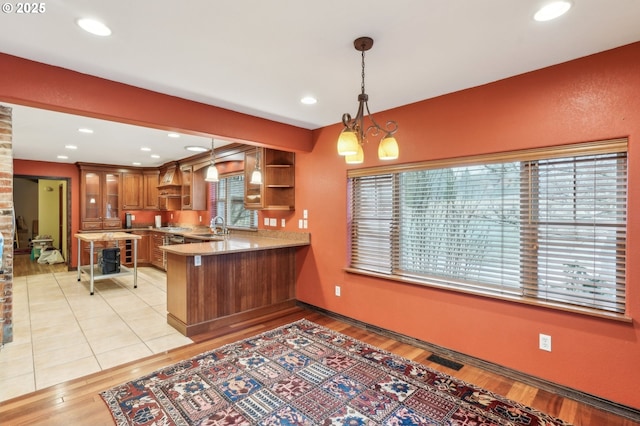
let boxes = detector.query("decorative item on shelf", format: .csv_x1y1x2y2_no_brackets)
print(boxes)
250,147,263,184
337,36,399,164
204,138,219,182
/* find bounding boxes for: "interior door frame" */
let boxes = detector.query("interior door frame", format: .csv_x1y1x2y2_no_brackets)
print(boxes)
13,174,72,265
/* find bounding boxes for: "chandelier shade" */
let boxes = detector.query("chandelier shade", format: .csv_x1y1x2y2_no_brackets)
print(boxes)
378,134,399,160
337,129,359,156
337,36,399,163
345,143,364,164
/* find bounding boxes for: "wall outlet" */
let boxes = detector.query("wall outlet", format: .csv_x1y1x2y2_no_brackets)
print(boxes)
335,285,341,297
269,218,277,226
303,209,308,219
281,218,285,227
264,217,270,226
199,215,202,222
194,255,201,266
131,214,135,220
539,334,552,352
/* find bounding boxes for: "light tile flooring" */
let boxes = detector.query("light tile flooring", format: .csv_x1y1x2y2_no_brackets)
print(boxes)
0,266,193,402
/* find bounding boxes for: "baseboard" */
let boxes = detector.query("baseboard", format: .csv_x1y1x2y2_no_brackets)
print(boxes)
298,301,640,423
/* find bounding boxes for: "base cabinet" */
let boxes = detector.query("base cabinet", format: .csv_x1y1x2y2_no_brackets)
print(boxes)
121,231,150,266
150,231,165,270
166,248,297,336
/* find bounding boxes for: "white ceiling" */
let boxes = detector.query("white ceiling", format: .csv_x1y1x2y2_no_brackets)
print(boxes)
1,0,639,167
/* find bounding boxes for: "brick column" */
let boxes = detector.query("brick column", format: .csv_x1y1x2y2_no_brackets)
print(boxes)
0,105,13,345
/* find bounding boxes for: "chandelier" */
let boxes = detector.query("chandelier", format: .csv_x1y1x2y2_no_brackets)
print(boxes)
337,36,399,164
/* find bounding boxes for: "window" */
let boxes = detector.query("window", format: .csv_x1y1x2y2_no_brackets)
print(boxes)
348,139,627,316
210,173,257,230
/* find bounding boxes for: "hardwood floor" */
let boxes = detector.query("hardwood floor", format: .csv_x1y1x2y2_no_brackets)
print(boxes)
0,306,636,425
12,253,68,277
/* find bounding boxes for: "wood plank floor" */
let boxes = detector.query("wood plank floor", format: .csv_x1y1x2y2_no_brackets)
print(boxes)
0,306,636,425
12,253,68,277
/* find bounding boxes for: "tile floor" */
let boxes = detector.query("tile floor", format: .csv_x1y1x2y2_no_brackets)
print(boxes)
0,267,193,402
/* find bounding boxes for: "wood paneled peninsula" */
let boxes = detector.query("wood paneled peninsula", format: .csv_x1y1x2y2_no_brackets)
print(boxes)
160,231,310,336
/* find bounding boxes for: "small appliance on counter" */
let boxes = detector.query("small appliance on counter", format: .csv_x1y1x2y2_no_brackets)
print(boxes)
125,213,133,229
155,215,162,228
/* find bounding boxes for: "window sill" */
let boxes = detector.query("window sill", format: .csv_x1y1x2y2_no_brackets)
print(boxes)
345,268,633,323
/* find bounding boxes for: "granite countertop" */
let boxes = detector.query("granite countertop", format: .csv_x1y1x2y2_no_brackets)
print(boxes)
159,234,310,256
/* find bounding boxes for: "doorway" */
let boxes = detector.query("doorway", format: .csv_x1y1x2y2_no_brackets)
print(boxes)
13,175,71,266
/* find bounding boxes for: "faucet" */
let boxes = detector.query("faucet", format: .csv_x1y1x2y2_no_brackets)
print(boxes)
210,215,228,235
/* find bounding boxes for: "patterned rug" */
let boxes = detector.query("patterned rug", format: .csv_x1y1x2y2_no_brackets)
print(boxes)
100,319,571,425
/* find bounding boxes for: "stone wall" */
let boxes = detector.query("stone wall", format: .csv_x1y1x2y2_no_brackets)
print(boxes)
0,105,13,344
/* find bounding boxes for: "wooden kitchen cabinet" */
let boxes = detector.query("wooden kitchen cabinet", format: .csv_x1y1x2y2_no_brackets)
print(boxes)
122,230,150,266
122,171,143,210
158,165,181,211
143,170,160,210
80,240,118,266
150,231,165,270
244,148,295,210
180,165,207,210
79,164,122,230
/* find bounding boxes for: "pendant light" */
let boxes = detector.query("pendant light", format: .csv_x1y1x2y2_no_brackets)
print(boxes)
337,36,399,164
204,139,219,182
250,147,263,184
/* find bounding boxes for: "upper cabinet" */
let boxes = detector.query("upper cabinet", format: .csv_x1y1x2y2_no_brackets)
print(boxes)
122,171,143,210
180,164,207,210
79,165,121,230
121,169,161,211
158,165,181,211
244,148,295,210
143,170,160,210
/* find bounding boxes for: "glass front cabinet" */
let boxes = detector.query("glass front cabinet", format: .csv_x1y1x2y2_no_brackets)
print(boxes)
79,164,122,230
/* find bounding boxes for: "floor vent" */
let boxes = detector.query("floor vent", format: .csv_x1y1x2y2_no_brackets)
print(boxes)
427,354,464,371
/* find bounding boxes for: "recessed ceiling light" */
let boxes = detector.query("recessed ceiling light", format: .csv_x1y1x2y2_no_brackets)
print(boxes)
168,133,180,138
185,146,208,152
151,154,160,159
301,96,317,105
534,1,572,21
57,155,69,160
65,145,78,150
77,18,112,36
140,147,151,151
132,162,142,166
78,127,93,134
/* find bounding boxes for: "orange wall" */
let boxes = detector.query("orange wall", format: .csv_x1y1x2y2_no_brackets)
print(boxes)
3,43,640,409
296,42,640,410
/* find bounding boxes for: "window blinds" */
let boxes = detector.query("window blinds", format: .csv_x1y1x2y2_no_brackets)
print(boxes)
348,139,627,315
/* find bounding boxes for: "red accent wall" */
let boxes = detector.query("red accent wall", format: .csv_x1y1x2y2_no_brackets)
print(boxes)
2,43,640,409
297,42,640,410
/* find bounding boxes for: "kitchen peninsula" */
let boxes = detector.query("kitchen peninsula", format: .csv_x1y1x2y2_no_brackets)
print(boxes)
160,231,310,336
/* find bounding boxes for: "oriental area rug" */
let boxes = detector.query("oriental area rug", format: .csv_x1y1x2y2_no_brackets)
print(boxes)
100,319,571,425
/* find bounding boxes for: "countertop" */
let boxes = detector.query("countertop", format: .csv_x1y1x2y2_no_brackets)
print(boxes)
160,234,310,256
74,231,142,241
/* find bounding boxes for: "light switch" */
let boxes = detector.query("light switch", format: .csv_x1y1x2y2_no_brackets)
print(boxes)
269,218,277,226
281,218,285,227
